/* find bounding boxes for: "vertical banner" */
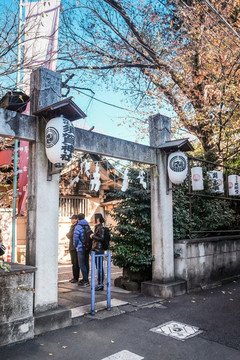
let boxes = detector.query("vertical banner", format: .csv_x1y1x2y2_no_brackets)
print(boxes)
22,0,61,92
18,0,60,215
18,141,29,215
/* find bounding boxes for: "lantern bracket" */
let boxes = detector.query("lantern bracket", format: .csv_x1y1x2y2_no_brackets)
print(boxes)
47,161,65,181
158,138,194,153
33,96,86,121
166,156,172,195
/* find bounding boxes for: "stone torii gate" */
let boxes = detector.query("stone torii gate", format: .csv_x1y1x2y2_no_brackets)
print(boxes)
0,67,186,316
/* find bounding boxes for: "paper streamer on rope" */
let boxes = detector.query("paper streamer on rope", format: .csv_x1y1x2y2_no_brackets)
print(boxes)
70,171,80,187
83,159,90,177
90,162,101,192
191,166,204,191
137,170,147,189
80,161,84,174
121,169,129,192
168,151,188,185
207,170,224,193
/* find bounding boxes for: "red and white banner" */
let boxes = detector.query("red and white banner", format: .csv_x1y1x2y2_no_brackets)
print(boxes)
22,0,61,92
18,0,60,215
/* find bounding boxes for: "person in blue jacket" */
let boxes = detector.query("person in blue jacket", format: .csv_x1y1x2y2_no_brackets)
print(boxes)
73,213,90,287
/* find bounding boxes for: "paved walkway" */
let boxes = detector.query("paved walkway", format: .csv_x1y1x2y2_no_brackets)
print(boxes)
58,262,145,317
2,275,240,359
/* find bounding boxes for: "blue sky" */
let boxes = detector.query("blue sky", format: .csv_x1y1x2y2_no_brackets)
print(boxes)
73,87,176,146
72,89,143,143
0,0,174,146
0,0,151,144
72,88,169,146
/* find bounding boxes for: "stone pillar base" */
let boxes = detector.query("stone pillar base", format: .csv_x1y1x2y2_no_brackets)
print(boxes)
34,307,72,336
141,280,186,299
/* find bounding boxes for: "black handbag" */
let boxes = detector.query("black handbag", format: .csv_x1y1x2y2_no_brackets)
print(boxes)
0,244,6,256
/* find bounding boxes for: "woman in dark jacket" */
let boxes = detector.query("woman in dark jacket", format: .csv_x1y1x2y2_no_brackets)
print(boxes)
66,215,79,283
90,213,105,291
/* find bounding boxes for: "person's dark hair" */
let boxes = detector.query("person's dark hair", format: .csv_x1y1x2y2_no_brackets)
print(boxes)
78,213,85,220
95,213,104,224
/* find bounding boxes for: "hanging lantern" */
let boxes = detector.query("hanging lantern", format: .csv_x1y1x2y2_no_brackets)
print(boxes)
167,151,188,185
207,170,224,193
228,175,239,196
191,166,204,191
45,116,75,164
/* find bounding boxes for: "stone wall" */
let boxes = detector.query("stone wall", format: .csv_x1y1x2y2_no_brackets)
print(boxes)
0,263,36,346
174,235,240,290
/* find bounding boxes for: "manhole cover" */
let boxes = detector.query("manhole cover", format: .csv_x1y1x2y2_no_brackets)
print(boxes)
150,321,202,341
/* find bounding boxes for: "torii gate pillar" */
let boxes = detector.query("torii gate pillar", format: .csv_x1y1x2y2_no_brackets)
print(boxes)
26,68,62,312
142,114,186,298
150,114,174,282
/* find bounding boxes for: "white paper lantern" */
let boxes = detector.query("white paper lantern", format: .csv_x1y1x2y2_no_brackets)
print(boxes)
191,166,204,191
207,170,224,193
45,116,75,164
228,175,240,196
168,151,188,185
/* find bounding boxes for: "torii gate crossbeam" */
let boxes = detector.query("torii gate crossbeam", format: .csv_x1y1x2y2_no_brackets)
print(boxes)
0,112,156,165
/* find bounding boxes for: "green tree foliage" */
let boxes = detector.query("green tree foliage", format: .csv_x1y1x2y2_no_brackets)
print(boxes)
173,179,240,241
108,168,152,272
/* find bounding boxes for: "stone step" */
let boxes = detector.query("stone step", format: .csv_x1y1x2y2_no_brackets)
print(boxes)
58,264,72,282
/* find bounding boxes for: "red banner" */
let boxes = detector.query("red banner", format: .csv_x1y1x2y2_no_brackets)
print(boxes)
18,141,29,216
0,150,12,166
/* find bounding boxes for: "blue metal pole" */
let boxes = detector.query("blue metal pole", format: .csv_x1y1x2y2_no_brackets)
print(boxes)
100,255,103,286
91,251,95,315
107,251,111,310
12,139,19,262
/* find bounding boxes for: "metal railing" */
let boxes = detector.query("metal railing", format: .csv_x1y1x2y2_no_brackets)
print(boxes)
59,197,88,217
90,251,111,315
